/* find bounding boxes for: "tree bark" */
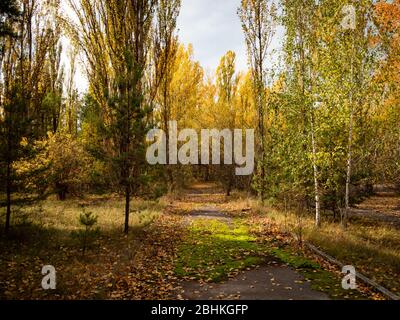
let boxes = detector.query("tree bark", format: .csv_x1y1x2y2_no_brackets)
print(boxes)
5,159,12,233
344,31,356,228
124,185,130,234
310,111,321,227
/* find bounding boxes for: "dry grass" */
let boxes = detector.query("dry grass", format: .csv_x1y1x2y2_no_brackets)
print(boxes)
1,186,399,300
247,200,400,294
220,191,400,296
1,195,166,235
0,195,180,300
271,211,399,296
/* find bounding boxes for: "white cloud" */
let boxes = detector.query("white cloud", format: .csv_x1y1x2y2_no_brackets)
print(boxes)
177,0,248,73
61,0,283,93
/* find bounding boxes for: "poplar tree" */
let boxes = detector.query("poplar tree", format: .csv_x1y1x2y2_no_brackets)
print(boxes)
153,0,181,191
238,0,277,202
216,51,238,195
67,0,161,234
1,0,62,233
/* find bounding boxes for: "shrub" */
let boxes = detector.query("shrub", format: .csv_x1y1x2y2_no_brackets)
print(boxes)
71,208,99,256
47,132,91,200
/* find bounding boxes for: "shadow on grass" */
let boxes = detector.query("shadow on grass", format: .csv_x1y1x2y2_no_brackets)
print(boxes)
0,211,161,300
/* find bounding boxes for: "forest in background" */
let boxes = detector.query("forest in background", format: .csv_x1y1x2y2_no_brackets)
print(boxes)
0,0,400,301
1,0,399,232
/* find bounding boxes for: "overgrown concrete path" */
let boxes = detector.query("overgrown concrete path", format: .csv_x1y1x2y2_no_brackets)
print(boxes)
175,184,330,300
349,188,400,228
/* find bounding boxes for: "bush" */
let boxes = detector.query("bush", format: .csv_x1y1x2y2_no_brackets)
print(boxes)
71,208,99,256
47,132,91,200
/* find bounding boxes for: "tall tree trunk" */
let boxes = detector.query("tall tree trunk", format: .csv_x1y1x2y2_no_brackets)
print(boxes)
344,105,354,228
259,101,266,202
238,0,277,203
124,185,130,234
5,158,12,233
344,32,356,228
310,111,321,227
163,81,174,191
257,6,266,203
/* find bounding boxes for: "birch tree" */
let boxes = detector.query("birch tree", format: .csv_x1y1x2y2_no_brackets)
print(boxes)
282,0,322,226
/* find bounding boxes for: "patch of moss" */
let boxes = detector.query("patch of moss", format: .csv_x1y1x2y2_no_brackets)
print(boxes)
175,216,370,299
175,219,264,282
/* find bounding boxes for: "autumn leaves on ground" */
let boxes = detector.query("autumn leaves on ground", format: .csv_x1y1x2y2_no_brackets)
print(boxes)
1,183,399,300
1,0,400,302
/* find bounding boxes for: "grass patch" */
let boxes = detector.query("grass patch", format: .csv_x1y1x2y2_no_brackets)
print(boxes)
250,200,400,297
175,219,264,282
0,196,164,238
0,196,167,299
175,215,369,299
